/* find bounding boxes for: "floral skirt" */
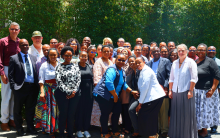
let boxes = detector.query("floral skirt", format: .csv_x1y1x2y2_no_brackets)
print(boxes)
35,80,59,133
195,89,220,130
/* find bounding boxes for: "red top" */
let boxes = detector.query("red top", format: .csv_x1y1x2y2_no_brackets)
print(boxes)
0,35,20,75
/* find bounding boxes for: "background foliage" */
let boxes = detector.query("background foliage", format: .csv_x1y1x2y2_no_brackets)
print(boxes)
0,0,219,55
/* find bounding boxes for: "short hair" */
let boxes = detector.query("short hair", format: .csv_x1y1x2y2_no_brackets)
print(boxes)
142,44,150,50
198,43,207,50
128,55,136,60
108,44,114,49
177,44,188,51
10,22,20,29
116,53,125,60
168,49,178,62
103,37,113,45
118,38,125,42
79,51,88,56
56,42,65,48
136,56,145,63
65,38,80,55
60,46,74,57
160,46,169,53
42,44,50,48
101,45,110,51
134,44,142,49
168,41,176,46
87,45,96,53
47,48,59,62
150,41,157,46
97,44,103,48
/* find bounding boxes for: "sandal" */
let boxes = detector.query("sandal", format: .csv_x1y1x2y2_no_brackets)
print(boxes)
101,133,112,138
111,132,124,138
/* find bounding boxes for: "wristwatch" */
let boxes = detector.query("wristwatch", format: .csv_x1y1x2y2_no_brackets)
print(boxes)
130,90,133,93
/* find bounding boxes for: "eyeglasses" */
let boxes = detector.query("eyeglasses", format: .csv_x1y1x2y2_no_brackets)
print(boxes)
208,49,216,52
123,46,130,48
71,43,77,46
10,28,19,31
197,50,206,52
189,50,196,52
134,49,141,52
64,55,72,57
152,51,160,53
50,42,58,44
118,41,124,43
118,59,126,62
90,51,97,54
178,50,185,53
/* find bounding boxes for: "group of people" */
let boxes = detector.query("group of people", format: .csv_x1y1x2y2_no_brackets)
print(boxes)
0,22,220,138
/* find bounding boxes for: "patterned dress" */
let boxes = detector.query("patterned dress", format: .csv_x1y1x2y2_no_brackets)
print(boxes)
35,62,59,133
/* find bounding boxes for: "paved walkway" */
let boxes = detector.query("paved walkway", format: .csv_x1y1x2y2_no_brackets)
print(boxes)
0,123,220,138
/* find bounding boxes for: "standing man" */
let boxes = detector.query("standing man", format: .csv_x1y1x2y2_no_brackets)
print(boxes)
0,22,20,131
8,39,39,136
133,44,148,64
147,47,171,137
49,38,58,48
159,42,167,49
207,45,220,134
28,31,44,61
123,42,131,50
167,41,176,51
136,38,143,45
188,46,198,61
82,37,91,47
113,38,125,58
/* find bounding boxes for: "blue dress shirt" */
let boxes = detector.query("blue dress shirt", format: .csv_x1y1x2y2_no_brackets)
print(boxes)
20,52,34,83
152,58,160,76
105,68,128,98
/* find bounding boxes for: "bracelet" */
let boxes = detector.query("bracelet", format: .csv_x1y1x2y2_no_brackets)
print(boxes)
169,89,172,91
189,90,193,93
130,90,133,93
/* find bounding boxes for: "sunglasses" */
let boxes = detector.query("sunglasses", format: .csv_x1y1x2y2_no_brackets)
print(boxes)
189,50,196,52
118,59,126,62
90,51,97,54
208,49,216,52
123,46,130,48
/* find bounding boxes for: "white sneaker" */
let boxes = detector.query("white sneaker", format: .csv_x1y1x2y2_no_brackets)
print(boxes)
76,131,84,137
84,131,91,137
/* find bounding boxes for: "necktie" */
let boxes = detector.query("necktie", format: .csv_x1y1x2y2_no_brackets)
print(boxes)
24,55,31,76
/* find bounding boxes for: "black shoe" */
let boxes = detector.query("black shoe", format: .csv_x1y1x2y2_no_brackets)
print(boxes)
210,126,217,133
17,129,26,136
26,127,38,134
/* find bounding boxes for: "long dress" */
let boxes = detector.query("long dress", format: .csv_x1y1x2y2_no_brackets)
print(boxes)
35,62,59,133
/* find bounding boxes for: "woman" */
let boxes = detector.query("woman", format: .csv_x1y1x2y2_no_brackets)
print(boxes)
55,46,81,138
109,44,116,64
35,48,59,138
195,43,220,137
142,44,152,62
168,49,178,63
56,42,65,57
87,45,97,69
135,57,165,138
75,51,94,138
97,44,102,58
160,46,169,59
65,38,80,64
168,44,198,138
91,45,113,127
81,43,88,52
102,37,113,45
93,54,138,138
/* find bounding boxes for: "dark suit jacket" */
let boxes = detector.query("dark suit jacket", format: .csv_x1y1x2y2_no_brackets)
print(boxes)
8,52,39,91
147,57,171,88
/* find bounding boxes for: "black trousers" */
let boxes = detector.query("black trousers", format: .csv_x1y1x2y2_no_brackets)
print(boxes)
13,83,38,130
121,104,132,131
54,88,80,136
94,95,122,134
75,95,93,131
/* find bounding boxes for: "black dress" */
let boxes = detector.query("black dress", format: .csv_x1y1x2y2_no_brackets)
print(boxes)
75,63,94,131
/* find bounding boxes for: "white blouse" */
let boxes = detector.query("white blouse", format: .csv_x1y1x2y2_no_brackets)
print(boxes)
39,62,58,84
138,65,165,104
169,56,198,93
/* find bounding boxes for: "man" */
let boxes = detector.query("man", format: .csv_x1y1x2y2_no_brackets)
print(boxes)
123,42,131,50
8,39,39,136
188,46,198,60
150,41,158,58
35,44,50,76
133,44,148,64
113,38,125,58
159,42,167,49
207,45,220,134
147,47,171,137
82,37,91,47
49,38,58,48
28,31,44,61
0,22,20,131
167,41,176,51
136,38,143,45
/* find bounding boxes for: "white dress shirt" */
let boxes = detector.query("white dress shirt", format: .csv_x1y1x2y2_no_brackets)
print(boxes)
28,44,44,61
138,65,165,104
38,62,58,84
169,56,198,93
